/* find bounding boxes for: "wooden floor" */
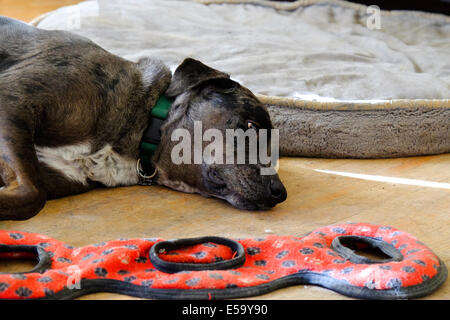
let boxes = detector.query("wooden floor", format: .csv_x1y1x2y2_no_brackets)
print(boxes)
0,0,83,23
0,0,449,300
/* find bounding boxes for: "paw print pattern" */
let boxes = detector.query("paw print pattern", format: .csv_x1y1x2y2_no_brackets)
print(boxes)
94,268,108,277
332,228,346,234
185,278,200,287
8,233,24,240
38,242,52,248
402,266,416,273
135,257,147,263
44,288,55,297
141,280,153,287
276,250,288,259
37,277,52,283
123,245,139,250
192,252,206,259
254,260,267,266
246,247,261,255
413,260,426,266
81,253,94,261
57,257,72,264
0,283,9,292
229,270,241,276
117,270,130,275
333,259,346,264
15,287,32,297
102,249,114,256
282,260,296,268
341,267,353,274
91,259,105,264
299,248,314,255
124,276,137,283
387,278,402,289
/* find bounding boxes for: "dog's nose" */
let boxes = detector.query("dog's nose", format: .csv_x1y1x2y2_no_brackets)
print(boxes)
268,177,287,204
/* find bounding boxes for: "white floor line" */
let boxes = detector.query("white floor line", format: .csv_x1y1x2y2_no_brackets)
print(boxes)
314,169,450,190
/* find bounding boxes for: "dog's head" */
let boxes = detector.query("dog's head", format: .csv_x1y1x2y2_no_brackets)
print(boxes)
152,58,286,210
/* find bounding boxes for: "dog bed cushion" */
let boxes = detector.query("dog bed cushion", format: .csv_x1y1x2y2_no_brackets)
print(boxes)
32,0,450,158
33,0,450,100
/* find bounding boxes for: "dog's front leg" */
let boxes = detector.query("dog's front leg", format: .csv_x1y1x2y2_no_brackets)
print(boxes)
0,117,46,220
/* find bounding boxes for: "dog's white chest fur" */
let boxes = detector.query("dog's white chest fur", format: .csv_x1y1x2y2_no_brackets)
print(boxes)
35,143,139,187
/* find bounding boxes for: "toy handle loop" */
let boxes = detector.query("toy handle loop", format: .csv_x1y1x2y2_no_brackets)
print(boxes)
331,235,403,264
149,236,245,274
0,244,51,274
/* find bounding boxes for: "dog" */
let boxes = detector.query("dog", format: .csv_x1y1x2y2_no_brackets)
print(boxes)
0,17,287,220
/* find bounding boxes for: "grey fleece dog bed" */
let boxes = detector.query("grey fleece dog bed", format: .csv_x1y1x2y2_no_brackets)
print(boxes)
32,0,450,158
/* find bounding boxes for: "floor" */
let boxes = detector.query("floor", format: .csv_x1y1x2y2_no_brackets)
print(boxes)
0,0,449,300
0,0,83,23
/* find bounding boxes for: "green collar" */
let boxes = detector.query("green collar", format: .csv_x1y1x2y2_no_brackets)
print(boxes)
138,94,173,185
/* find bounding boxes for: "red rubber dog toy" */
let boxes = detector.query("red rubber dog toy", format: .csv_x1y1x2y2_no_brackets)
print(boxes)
0,223,446,299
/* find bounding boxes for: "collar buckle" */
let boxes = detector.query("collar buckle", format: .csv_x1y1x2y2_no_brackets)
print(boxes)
137,158,157,186
138,94,173,186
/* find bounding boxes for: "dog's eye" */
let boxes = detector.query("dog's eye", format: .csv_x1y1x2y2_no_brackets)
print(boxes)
246,120,260,130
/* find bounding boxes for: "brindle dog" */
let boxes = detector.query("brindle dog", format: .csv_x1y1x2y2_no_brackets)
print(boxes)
0,17,286,221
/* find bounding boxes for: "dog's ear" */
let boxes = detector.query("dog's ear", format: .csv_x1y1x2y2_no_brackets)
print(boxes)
137,57,171,91
166,58,230,97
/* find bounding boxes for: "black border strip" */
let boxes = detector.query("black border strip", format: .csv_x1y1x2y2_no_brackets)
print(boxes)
29,258,447,300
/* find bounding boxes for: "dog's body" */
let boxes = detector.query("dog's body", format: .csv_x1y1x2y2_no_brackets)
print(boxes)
0,17,286,220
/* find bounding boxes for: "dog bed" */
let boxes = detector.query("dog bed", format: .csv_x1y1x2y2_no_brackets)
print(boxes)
31,0,450,158
0,223,447,299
